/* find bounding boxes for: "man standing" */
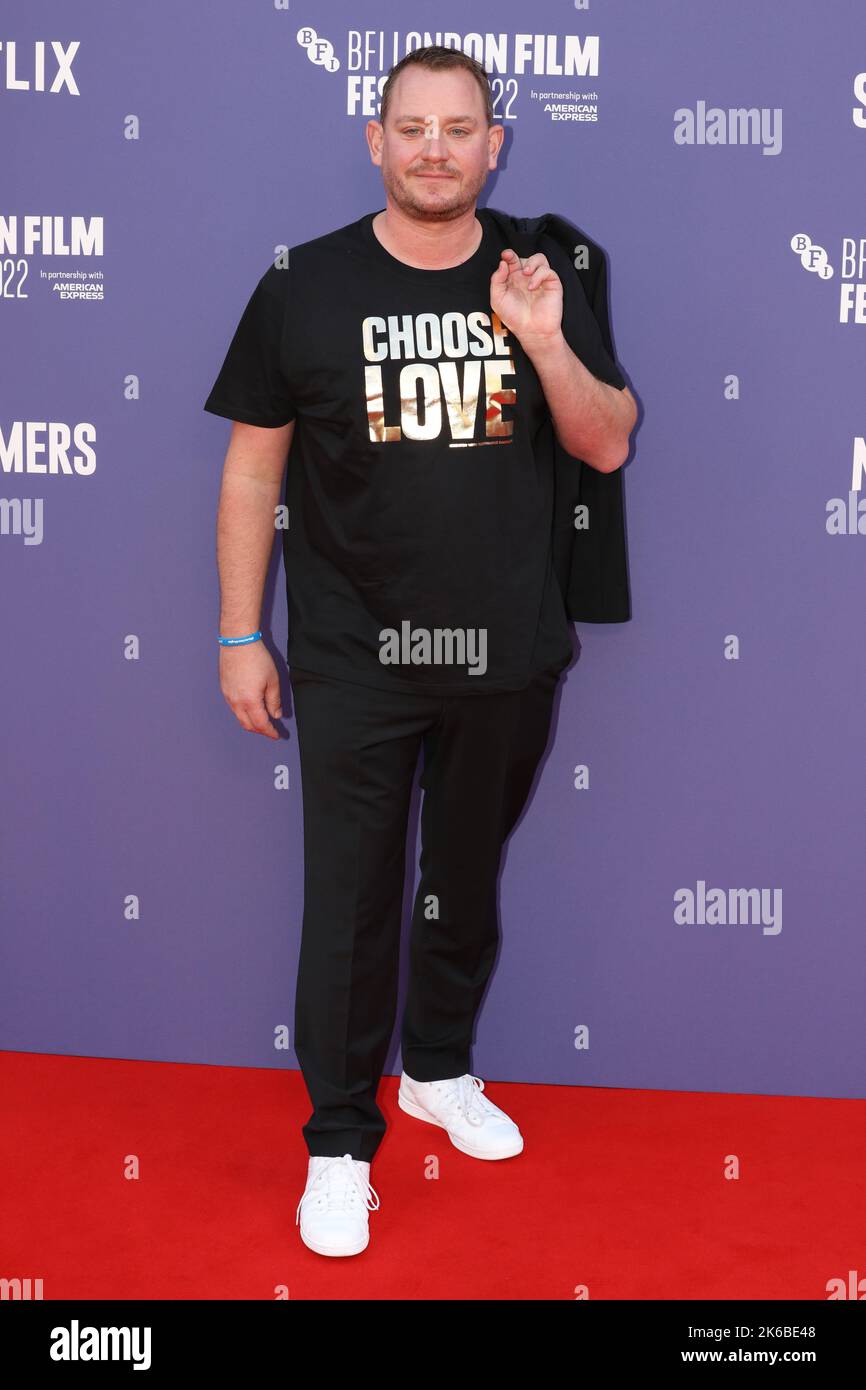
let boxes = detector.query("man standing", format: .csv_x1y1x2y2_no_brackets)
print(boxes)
204,45,636,1258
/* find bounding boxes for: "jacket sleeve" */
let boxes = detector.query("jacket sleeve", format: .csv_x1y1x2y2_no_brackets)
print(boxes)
588,248,628,391
546,233,627,392
544,218,632,624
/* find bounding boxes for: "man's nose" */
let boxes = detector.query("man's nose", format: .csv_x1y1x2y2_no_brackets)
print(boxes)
420,135,449,158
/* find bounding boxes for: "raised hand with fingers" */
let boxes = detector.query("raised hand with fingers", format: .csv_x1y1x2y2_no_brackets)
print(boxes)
490,249,564,347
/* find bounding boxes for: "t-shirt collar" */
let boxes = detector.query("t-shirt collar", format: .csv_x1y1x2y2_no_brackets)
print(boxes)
360,206,494,282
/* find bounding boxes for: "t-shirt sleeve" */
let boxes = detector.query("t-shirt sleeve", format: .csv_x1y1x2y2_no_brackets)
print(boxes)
203,264,297,427
549,237,627,391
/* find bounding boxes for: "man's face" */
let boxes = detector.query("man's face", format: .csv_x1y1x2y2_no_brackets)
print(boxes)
367,67,504,221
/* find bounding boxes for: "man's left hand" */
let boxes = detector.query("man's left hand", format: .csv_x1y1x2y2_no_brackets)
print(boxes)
490,250,563,346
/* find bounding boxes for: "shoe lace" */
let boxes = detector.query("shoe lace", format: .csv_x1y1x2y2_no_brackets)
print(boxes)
295,1153,380,1225
440,1074,496,1127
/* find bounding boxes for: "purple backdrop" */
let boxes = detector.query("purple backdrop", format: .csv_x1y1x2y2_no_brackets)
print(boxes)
2,0,864,1098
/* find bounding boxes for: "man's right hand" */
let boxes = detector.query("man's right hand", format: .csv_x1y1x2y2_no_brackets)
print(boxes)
219,641,284,739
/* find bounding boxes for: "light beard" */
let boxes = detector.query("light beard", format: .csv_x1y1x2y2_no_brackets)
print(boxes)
383,167,488,223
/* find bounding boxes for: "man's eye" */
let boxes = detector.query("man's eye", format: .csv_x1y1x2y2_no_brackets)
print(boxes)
402,127,469,136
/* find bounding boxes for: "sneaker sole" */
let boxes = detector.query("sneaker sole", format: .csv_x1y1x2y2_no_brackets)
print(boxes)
397,1089,524,1160
299,1225,370,1257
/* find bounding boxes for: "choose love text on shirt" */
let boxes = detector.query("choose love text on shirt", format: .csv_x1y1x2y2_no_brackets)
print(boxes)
363,309,517,447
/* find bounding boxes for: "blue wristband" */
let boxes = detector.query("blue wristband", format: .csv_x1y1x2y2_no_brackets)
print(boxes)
218,630,262,646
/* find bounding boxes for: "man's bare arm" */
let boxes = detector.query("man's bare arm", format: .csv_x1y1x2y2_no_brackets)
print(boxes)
523,332,636,473
216,419,295,738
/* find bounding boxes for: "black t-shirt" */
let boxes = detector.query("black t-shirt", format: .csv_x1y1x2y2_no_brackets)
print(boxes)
203,206,622,695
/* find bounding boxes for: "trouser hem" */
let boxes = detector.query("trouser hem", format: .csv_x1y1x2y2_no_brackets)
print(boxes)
305,1141,380,1163
401,1054,471,1083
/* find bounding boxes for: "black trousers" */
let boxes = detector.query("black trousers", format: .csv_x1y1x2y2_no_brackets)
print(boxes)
288,663,561,1162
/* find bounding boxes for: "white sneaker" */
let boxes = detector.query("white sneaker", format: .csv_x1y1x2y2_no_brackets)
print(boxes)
295,1153,380,1257
398,1072,524,1160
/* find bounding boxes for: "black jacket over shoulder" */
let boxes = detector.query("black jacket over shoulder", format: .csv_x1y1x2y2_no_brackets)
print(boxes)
484,208,632,625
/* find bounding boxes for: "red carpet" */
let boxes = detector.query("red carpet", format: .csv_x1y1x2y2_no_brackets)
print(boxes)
0,1051,860,1300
